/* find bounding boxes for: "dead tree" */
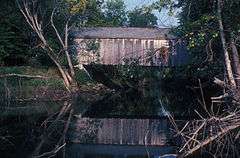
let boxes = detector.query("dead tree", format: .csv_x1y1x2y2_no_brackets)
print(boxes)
230,38,240,87
16,0,83,92
217,0,236,89
15,1,87,157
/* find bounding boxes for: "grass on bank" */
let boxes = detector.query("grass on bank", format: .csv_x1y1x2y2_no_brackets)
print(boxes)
0,66,94,91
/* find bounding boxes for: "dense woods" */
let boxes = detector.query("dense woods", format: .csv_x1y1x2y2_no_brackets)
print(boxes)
0,0,240,158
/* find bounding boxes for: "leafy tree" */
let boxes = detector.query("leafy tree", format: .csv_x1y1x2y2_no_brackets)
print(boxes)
174,0,240,86
103,0,127,26
81,0,106,26
152,0,240,79
128,7,158,28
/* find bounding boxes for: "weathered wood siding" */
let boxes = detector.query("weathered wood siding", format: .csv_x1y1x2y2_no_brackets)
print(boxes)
75,38,169,66
69,118,172,146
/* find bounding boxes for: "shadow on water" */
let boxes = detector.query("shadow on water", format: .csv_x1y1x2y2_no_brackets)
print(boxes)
83,64,221,119
84,78,218,119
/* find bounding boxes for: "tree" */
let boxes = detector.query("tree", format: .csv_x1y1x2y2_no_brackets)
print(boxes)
152,0,240,157
128,7,158,28
80,0,107,27
152,0,240,87
103,0,127,26
0,0,31,66
17,0,87,92
217,0,236,88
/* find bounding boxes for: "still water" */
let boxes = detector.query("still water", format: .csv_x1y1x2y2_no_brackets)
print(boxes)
66,144,176,158
0,77,215,158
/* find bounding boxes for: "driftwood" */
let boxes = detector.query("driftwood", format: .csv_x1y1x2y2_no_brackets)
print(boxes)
170,96,240,157
168,110,240,157
180,121,240,157
165,77,240,157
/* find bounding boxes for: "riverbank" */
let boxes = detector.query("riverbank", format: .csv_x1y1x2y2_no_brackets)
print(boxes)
0,66,111,119
0,66,111,158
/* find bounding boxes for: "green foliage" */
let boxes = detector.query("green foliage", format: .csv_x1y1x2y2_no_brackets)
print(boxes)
83,0,106,26
75,69,94,84
151,0,175,15
103,0,127,26
0,26,11,64
0,0,30,66
85,39,101,53
0,66,58,77
0,66,79,92
65,0,87,14
85,39,101,62
0,66,66,93
151,0,240,77
128,8,158,27
173,0,240,75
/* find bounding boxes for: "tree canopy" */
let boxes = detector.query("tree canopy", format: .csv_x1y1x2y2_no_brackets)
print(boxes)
103,0,127,26
128,7,158,27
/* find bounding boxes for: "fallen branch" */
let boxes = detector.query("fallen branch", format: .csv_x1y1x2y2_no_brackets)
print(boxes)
211,94,229,101
181,124,240,157
214,77,226,88
0,74,50,79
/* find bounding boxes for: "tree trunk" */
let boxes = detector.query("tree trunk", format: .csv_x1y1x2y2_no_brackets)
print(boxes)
17,0,79,92
64,21,75,77
217,0,236,88
230,38,240,87
45,46,72,89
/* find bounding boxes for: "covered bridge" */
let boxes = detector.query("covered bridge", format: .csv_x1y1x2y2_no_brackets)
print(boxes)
71,27,189,67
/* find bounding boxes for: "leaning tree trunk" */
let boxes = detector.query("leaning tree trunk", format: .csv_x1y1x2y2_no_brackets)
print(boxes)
230,38,240,87
64,20,75,77
45,46,72,89
217,0,236,89
17,0,79,92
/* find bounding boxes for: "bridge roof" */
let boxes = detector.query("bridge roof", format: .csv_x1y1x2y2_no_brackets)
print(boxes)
71,27,175,40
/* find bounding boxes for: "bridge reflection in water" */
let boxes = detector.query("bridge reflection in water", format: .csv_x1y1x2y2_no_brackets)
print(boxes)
67,118,177,158
66,144,176,158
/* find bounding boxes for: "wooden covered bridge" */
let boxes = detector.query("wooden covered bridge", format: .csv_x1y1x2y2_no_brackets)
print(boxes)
71,27,189,68
67,27,185,157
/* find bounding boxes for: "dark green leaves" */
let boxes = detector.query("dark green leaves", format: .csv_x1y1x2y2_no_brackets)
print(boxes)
128,8,158,28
